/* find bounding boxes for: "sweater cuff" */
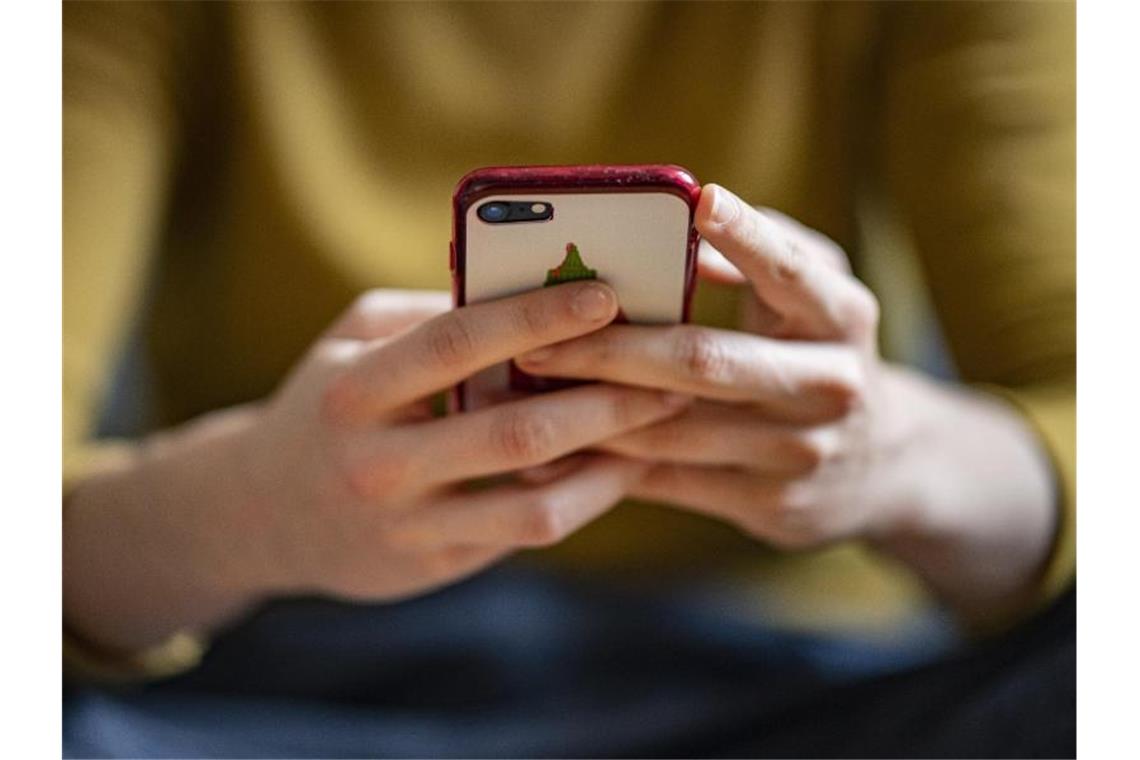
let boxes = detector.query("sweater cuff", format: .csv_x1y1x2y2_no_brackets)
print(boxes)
63,625,204,684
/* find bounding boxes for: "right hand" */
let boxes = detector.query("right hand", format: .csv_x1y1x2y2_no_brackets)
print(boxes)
233,283,691,602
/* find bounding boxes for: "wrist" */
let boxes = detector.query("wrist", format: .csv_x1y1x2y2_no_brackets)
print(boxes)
63,403,277,654
152,402,288,603
866,367,1058,621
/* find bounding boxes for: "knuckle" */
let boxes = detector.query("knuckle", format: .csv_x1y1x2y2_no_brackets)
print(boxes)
519,495,568,547
773,236,808,282
817,354,868,415
843,285,881,337
784,429,840,473
494,409,556,463
423,316,476,370
315,337,365,367
767,492,824,548
344,463,378,500
675,328,729,384
783,434,825,473
343,449,412,501
333,290,394,339
349,289,385,316
820,238,853,274
321,372,360,424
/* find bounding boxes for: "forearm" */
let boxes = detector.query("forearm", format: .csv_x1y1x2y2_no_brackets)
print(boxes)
871,367,1059,624
63,405,274,655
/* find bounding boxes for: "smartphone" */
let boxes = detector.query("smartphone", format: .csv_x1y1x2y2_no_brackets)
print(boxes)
451,164,701,412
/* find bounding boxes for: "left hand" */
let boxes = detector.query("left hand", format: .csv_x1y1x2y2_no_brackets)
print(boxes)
516,184,1057,615
517,184,892,548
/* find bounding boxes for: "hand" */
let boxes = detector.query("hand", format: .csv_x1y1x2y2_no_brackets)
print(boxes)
518,186,888,547
63,283,690,653
235,284,690,601
516,185,1057,617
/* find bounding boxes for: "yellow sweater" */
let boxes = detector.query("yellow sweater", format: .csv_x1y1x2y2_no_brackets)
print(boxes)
64,1,1075,678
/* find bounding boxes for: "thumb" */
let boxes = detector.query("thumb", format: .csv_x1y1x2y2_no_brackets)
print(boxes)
324,289,452,341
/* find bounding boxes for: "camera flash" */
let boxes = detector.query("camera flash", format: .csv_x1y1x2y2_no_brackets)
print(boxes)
531,203,547,214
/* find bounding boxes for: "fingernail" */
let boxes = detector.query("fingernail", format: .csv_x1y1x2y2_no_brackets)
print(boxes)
571,282,616,321
519,347,553,365
662,392,693,409
708,185,738,226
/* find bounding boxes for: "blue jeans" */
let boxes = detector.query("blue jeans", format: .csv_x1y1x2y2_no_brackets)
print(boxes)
63,563,1073,758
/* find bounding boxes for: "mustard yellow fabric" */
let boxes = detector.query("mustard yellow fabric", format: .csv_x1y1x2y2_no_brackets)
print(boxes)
63,1,1075,679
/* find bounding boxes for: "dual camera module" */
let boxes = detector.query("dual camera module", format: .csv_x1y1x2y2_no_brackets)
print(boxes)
477,201,554,224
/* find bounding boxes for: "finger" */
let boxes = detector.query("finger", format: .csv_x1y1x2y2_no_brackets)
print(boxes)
629,463,793,541
411,544,512,592
595,401,842,475
324,289,452,341
326,280,619,421
754,208,852,274
738,292,784,338
517,454,592,485
632,463,840,548
388,454,646,549
516,324,865,422
355,384,691,493
696,238,747,285
696,185,878,342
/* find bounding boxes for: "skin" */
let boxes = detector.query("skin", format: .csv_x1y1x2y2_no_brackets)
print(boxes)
520,185,1058,621
64,281,691,653
63,184,1057,656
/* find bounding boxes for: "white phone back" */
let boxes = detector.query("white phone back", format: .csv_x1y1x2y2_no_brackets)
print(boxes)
461,191,692,411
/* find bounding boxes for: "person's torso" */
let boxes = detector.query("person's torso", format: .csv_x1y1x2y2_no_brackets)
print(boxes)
147,1,935,637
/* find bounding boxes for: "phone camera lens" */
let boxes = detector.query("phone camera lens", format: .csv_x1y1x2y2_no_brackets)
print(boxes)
478,202,510,222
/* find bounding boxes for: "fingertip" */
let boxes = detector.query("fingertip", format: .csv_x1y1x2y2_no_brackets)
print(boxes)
695,183,719,229
569,279,619,323
696,183,739,232
590,279,619,303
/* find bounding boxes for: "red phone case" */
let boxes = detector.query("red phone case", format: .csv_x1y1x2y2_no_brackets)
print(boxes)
450,164,702,411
